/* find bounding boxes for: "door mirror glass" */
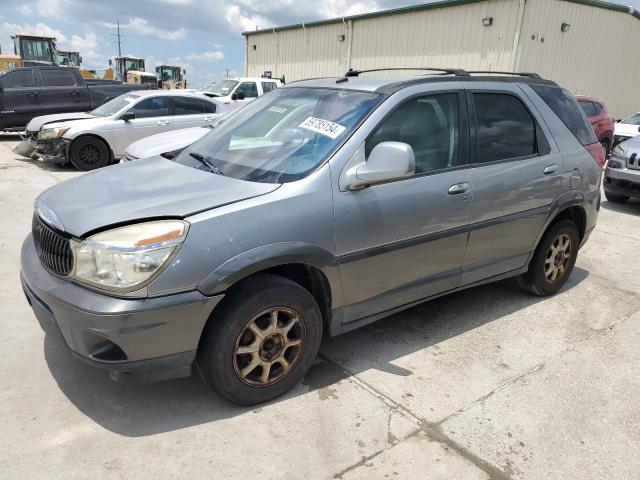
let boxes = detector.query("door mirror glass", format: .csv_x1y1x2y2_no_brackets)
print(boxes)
344,141,415,190
231,92,245,101
120,111,136,121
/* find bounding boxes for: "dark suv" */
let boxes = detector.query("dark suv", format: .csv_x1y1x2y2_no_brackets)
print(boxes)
21,68,604,404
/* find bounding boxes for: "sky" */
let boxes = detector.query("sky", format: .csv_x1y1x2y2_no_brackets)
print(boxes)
1,0,639,88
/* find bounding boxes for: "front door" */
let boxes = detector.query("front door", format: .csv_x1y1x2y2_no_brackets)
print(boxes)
0,69,40,129
113,96,172,156
460,86,565,285
334,91,472,323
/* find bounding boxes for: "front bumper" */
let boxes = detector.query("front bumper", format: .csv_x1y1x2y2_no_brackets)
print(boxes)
20,234,224,382
604,166,640,198
35,137,70,164
12,131,38,158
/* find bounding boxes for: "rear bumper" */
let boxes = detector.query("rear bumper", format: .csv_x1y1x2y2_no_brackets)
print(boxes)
20,234,224,382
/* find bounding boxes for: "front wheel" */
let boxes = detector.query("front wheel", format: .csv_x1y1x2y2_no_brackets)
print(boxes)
518,220,579,296
69,137,110,171
196,274,323,405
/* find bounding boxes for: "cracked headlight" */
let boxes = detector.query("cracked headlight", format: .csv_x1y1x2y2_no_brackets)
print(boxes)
38,126,70,140
71,220,189,292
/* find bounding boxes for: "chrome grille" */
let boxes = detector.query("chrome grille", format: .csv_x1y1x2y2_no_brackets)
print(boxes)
32,214,73,276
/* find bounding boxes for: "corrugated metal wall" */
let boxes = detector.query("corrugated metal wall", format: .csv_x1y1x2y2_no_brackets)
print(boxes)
517,0,640,117
245,0,640,116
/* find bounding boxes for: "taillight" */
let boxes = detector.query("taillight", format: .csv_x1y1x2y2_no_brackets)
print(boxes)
585,142,606,168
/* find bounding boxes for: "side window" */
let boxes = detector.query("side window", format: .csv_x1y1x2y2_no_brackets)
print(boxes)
579,101,596,117
235,82,258,98
173,96,216,115
592,102,603,115
129,96,170,118
40,69,76,87
474,93,536,163
261,81,277,93
366,93,459,174
0,70,35,88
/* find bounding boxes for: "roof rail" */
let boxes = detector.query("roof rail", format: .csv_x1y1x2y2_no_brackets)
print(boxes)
466,71,542,79
343,67,470,77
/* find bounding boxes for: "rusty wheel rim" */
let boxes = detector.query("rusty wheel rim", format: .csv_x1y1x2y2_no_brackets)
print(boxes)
233,307,305,386
544,233,572,283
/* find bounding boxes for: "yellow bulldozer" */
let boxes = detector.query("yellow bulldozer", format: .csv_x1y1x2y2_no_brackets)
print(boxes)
113,56,157,87
156,65,187,89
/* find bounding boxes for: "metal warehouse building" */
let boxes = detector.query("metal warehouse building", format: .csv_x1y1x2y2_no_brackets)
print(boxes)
243,0,640,117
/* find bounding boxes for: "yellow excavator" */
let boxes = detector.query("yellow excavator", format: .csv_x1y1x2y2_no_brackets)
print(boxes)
156,65,187,89
113,56,156,87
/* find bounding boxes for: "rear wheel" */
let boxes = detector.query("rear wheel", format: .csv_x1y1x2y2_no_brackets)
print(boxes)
604,191,629,203
518,219,579,296
196,274,323,405
69,137,110,171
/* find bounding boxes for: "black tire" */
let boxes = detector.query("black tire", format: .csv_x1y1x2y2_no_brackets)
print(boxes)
196,274,323,405
600,138,611,158
518,219,579,296
604,191,629,203
69,136,110,171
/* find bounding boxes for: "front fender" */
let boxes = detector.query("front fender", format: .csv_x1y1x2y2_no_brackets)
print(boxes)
198,241,342,304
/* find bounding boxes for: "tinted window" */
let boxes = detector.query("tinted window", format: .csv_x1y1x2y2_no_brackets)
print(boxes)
173,96,216,115
129,96,170,118
531,85,597,145
474,94,537,163
261,82,277,93
40,69,76,87
592,102,603,115
579,101,596,117
0,70,34,88
621,113,640,126
367,93,459,173
235,82,258,98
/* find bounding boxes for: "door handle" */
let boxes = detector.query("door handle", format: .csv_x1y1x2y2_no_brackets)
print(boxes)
448,182,470,195
204,115,215,121
156,120,169,125
27,92,39,97
543,164,559,175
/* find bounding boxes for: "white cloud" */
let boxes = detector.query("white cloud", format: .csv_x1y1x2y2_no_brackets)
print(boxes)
186,50,225,61
0,21,67,42
126,17,186,41
18,5,33,15
35,0,72,20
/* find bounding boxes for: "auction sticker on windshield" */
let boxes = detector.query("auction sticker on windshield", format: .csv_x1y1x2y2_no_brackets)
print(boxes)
299,117,346,139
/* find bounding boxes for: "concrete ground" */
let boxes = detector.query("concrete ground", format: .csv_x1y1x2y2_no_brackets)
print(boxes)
1,133,639,479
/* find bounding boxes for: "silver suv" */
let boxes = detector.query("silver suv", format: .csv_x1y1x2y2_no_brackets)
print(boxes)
21,68,604,405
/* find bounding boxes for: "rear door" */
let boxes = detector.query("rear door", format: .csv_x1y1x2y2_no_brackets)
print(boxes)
460,85,564,285
112,95,172,156
171,96,218,130
0,69,39,129
37,68,90,115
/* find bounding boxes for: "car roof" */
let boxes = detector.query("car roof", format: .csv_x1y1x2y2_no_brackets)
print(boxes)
128,90,217,100
286,72,558,95
576,95,604,104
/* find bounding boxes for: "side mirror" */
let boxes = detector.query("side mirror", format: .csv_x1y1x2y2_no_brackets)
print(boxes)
231,92,245,101
120,111,136,121
343,141,415,190
616,118,622,123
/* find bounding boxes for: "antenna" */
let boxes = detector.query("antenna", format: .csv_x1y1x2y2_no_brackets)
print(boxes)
111,19,123,57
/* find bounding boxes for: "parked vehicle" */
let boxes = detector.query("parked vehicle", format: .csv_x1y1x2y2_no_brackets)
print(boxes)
123,122,215,162
21,69,603,405
156,65,187,90
201,77,281,105
0,66,150,132
11,35,56,66
28,90,224,170
577,96,614,155
0,54,23,72
603,136,640,203
614,112,640,146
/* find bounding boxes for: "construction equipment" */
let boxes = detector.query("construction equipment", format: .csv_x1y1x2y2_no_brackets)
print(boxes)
56,50,81,67
11,35,56,66
156,65,187,89
0,54,23,72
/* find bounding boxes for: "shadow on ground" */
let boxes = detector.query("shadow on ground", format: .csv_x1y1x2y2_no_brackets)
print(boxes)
44,263,589,437
601,198,640,216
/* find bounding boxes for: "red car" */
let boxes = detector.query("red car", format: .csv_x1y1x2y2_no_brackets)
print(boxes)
577,96,615,155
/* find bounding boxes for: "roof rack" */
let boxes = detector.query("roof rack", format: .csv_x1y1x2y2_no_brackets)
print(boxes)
466,71,542,79
343,67,470,78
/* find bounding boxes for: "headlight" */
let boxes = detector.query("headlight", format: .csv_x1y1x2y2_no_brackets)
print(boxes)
38,126,70,140
71,220,188,292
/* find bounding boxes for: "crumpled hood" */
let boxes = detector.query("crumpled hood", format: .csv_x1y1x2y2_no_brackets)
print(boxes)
125,126,210,159
614,122,640,137
26,112,96,133
615,136,640,159
37,156,279,236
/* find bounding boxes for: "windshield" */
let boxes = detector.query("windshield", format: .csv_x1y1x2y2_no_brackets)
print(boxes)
173,87,383,183
205,79,238,96
621,113,640,125
159,67,180,81
90,95,137,117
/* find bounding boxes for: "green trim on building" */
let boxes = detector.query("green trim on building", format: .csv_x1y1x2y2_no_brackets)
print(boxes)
242,0,638,36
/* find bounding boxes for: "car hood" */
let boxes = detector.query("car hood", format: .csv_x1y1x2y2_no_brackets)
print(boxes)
37,156,279,237
614,122,640,137
615,136,640,159
26,112,96,132
125,126,209,160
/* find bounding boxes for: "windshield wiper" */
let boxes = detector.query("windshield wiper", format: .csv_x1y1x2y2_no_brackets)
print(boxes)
189,152,224,175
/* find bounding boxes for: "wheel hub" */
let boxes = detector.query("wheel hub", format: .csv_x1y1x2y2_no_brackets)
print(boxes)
259,334,285,361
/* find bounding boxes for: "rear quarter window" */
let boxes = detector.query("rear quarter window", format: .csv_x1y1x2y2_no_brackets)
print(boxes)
531,85,597,145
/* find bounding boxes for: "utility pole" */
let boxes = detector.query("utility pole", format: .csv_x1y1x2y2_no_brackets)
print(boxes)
116,20,122,57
